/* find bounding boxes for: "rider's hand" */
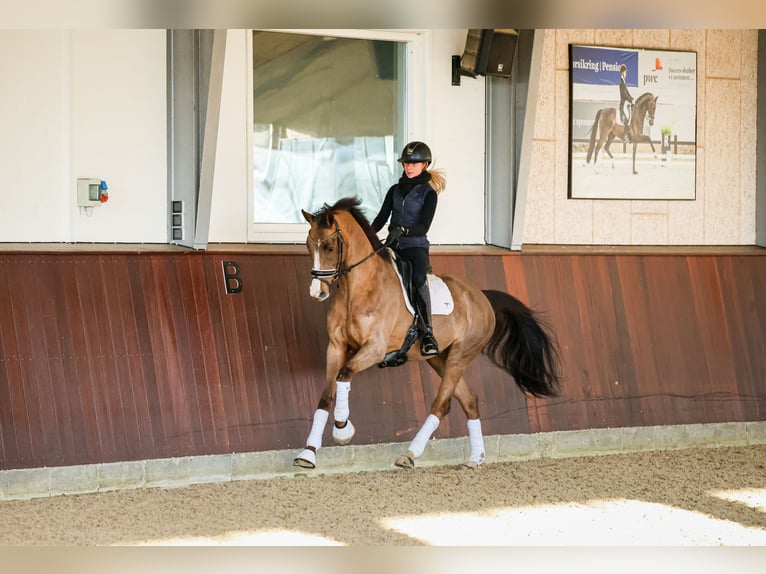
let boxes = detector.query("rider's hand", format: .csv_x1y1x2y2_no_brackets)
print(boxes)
384,225,406,247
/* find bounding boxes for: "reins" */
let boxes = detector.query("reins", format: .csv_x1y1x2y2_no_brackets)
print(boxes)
308,222,386,287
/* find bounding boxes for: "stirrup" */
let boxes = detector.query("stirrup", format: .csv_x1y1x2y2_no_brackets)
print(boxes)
421,333,439,356
379,323,420,368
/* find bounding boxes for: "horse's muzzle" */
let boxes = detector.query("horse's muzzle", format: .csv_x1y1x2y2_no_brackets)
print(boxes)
309,277,330,301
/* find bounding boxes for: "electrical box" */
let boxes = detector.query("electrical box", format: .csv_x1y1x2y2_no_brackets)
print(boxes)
77,178,109,207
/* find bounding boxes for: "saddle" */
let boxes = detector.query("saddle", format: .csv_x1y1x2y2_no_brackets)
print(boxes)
378,251,453,369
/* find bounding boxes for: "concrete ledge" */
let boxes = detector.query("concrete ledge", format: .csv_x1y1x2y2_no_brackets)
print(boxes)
1,421,765,501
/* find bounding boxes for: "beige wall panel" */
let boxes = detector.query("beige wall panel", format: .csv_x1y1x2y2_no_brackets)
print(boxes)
704,79,741,243
632,29,671,49
632,213,668,244
668,149,705,244
706,30,742,79
523,28,757,247
523,140,557,242
739,31,758,244
631,200,668,215
594,29,633,48
593,201,632,244
535,33,556,141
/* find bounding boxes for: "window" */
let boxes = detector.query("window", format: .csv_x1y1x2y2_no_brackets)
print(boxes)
248,30,410,241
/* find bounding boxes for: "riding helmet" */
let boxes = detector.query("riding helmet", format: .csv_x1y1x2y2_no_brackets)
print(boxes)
398,141,432,165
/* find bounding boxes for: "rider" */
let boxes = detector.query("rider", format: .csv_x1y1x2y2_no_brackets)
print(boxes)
372,141,445,357
619,63,634,142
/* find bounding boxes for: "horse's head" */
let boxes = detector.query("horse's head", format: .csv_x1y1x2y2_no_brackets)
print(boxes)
302,206,342,302
301,197,389,302
639,93,658,127
648,95,657,127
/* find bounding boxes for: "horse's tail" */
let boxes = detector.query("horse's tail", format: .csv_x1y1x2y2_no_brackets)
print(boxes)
585,109,602,163
481,289,561,398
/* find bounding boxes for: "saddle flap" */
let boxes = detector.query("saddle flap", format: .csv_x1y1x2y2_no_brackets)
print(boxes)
388,250,454,316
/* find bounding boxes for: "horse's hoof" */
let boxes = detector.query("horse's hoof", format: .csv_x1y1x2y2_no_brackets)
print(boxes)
461,451,485,469
332,420,355,445
394,451,415,470
293,448,316,469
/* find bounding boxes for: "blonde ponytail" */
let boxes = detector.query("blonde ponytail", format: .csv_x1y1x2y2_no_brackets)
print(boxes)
428,168,446,194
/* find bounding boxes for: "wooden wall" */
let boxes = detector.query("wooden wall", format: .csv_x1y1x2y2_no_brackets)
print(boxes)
0,249,764,470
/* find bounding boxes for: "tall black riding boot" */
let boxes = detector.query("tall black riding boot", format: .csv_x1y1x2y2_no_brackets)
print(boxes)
416,283,439,356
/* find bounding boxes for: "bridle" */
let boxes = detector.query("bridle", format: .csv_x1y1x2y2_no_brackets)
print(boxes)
308,222,385,288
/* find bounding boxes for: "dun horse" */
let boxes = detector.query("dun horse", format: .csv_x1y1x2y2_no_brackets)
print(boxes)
294,197,561,470
586,92,658,175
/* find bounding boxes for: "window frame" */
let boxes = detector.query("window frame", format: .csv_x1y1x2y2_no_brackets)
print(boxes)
246,29,426,243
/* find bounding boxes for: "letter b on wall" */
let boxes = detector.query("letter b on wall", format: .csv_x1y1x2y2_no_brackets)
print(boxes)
222,260,243,294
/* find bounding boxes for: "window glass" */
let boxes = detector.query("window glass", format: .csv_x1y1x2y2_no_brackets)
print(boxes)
252,31,405,224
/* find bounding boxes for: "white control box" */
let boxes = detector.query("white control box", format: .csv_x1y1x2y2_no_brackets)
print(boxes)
77,178,106,207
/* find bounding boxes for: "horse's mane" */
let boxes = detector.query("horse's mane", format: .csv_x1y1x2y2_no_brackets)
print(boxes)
636,92,656,106
312,196,391,262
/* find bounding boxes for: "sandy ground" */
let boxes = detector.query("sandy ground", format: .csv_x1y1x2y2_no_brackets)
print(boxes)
1,444,765,547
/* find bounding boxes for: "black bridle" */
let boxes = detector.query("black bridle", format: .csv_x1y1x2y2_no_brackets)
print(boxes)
308,222,385,288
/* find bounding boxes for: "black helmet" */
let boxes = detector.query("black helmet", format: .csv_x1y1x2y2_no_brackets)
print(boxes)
398,141,432,165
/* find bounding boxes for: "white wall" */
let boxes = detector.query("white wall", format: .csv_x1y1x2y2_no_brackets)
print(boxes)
0,30,167,243
423,30,486,245
208,30,250,242
0,31,70,241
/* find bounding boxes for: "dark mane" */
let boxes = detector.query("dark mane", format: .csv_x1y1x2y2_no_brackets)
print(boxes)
312,196,391,262
636,92,655,106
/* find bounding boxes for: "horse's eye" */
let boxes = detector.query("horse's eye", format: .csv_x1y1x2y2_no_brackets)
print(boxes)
324,244,334,253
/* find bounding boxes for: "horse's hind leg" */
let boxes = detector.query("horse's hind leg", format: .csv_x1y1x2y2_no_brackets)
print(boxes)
395,354,482,470
453,378,486,468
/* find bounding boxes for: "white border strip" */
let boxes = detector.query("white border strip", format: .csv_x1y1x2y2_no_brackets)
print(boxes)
1,421,764,501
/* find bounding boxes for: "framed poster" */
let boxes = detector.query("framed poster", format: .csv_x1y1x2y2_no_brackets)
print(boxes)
568,44,697,200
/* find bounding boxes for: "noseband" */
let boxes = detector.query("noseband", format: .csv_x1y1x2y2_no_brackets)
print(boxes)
308,222,384,287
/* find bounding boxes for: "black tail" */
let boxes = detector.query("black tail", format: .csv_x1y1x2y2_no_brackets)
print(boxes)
481,290,561,398
585,109,601,163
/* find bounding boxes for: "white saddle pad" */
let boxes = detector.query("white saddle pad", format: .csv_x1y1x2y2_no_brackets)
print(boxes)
390,258,454,316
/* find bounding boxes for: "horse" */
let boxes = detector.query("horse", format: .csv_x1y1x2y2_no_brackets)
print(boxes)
294,196,561,470
585,92,658,175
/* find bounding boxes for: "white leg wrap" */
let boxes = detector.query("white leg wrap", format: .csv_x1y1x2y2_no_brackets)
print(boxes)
332,419,356,445
334,381,351,422
467,418,486,464
408,414,440,458
306,409,329,450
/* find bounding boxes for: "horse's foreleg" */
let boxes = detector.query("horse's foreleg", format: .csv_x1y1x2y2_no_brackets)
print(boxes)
294,408,329,468
294,380,355,467
294,345,350,468
330,338,389,446
331,380,355,445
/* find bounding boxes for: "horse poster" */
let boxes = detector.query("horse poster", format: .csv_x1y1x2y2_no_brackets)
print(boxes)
568,44,697,200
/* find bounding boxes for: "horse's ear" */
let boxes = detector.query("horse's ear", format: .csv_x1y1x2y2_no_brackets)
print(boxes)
301,209,313,223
